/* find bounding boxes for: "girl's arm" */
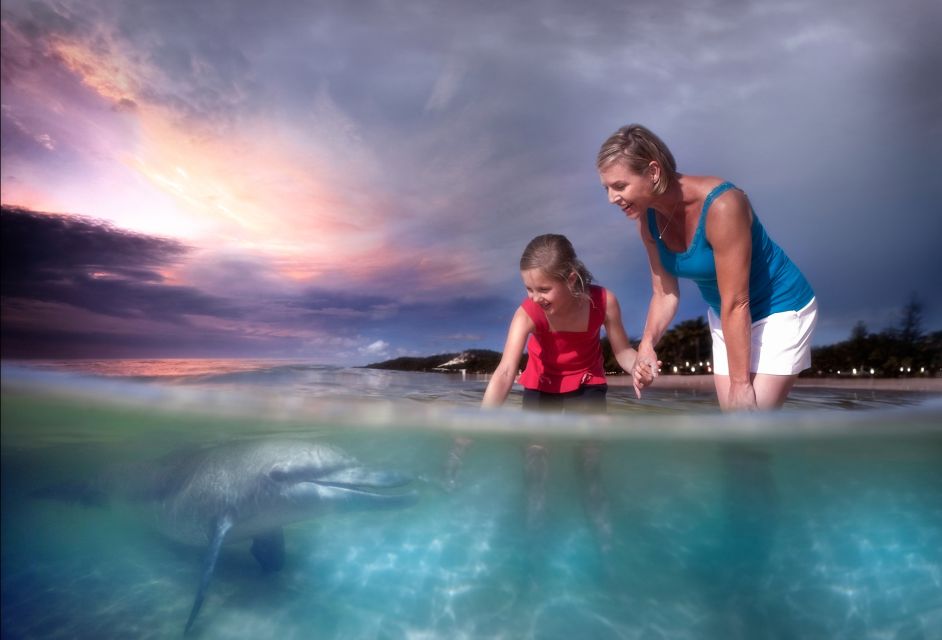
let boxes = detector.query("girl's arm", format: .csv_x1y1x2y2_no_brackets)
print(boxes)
481,306,534,407
605,289,657,398
603,288,638,370
707,188,756,410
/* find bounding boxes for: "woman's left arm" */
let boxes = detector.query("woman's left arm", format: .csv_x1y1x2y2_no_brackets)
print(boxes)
707,188,757,410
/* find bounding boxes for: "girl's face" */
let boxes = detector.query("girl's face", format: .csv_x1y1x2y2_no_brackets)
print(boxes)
599,161,657,221
521,268,576,316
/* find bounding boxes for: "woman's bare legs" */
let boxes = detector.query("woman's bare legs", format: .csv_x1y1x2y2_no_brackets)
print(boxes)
713,373,799,411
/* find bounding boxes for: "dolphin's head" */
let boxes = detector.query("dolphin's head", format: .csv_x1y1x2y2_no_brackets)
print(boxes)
263,442,417,513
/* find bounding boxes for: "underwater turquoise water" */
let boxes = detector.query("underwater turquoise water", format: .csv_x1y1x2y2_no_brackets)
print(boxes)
2,361,941,639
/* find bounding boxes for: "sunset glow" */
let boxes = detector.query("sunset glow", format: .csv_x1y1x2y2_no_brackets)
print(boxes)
3,0,939,361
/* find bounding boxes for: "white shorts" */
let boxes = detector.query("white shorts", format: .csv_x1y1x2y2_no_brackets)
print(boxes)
708,298,817,376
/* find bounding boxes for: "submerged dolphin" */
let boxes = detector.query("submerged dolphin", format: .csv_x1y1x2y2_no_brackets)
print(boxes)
35,439,417,634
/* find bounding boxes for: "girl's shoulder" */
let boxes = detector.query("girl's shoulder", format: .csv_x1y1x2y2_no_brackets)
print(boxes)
518,298,547,332
590,285,610,318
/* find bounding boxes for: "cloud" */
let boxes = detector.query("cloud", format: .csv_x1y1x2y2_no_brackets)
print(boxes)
2,0,940,356
0,206,236,319
0,206,515,360
0,206,250,357
359,340,390,357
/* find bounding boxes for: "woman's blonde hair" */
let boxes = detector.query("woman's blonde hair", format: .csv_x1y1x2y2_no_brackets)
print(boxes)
520,234,594,300
597,124,678,195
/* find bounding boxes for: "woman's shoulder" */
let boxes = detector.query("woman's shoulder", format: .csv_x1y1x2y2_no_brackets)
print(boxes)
689,176,748,215
685,175,736,197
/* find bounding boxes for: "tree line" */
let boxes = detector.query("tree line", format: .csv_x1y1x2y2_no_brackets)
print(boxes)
601,295,940,378
805,297,940,378
369,297,939,378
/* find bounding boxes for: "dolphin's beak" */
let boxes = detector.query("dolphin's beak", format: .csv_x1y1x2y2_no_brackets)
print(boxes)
313,467,417,507
314,468,412,489
278,464,418,508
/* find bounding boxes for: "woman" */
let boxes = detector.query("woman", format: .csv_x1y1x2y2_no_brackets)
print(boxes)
597,124,817,410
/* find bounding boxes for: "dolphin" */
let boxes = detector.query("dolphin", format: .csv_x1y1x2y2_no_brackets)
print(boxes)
34,438,417,634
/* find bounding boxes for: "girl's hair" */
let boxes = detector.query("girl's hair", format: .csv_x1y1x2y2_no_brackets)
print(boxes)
520,234,594,300
596,124,678,196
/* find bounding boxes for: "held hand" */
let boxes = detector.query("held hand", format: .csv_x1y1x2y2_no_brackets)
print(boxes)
632,351,661,399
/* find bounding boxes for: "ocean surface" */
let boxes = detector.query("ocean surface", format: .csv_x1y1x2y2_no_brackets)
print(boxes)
2,359,941,640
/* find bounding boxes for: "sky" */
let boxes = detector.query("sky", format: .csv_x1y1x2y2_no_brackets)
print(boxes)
2,0,941,364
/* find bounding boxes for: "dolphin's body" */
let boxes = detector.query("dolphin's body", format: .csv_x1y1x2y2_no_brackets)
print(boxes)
36,439,416,634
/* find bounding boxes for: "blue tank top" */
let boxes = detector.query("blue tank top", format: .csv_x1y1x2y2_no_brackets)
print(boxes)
647,181,814,322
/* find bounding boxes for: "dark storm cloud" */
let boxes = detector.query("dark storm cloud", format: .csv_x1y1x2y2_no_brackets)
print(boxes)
1,206,237,320
0,207,254,357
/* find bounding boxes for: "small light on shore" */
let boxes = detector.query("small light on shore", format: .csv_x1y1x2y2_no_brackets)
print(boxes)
673,366,678,373
852,368,857,375
870,368,875,375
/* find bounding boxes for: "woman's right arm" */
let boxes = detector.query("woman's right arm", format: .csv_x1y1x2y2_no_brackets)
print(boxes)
481,306,533,407
636,218,680,378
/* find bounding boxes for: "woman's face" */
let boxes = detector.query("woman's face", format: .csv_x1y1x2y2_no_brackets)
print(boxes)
520,268,575,316
599,161,656,221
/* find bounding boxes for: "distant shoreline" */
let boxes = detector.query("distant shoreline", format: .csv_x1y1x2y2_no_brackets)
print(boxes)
605,374,942,393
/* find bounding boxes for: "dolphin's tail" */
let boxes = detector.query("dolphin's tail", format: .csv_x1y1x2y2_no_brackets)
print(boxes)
31,480,108,507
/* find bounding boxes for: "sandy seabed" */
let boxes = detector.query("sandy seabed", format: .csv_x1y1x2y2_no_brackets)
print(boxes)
605,374,942,394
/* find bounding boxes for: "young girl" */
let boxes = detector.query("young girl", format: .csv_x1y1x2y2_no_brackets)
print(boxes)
482,233,650,410
457,234,652,537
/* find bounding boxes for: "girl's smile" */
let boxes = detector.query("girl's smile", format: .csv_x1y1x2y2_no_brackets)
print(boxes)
520,268,581,319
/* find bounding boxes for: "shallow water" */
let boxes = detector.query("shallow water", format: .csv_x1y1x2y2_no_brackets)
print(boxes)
2,362,941,639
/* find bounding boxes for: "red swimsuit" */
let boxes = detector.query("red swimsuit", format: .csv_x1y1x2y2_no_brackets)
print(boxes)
518,285,607,394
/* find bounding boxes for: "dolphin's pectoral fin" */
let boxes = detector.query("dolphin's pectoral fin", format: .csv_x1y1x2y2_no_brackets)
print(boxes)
184,513,234,635
250,528,285,573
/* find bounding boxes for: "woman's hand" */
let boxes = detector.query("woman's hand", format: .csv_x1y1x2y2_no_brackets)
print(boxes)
726,381,758,411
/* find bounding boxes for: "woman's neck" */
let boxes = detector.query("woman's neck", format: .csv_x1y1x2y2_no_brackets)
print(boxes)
651,175,686,215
